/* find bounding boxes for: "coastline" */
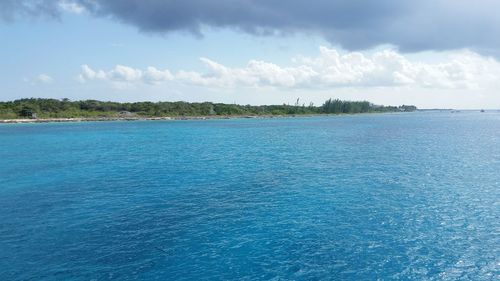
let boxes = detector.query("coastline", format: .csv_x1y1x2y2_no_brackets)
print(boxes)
0,111,418,124
0,114,327,124
1,99,416,124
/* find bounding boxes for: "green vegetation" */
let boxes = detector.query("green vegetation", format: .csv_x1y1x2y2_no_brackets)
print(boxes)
0,98,417,119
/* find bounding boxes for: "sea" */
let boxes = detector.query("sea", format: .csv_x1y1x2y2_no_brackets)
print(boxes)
0,111,499,280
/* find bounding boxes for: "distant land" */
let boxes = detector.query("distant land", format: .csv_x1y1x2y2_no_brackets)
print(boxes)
0,98,417,123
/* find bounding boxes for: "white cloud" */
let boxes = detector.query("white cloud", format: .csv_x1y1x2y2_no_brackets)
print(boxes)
143,67,174,84
36,74,54,84
58,0,86,14
79,47,500,90
79,64,173,85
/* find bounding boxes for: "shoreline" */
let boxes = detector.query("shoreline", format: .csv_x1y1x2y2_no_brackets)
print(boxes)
0,114,333,124
0,111,419,124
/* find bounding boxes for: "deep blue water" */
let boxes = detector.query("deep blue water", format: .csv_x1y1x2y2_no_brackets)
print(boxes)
1,112,499,280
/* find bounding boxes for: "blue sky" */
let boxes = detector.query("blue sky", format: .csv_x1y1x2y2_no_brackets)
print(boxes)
1,0,500,108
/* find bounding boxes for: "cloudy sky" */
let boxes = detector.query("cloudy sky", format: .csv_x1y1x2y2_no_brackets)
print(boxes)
1,0,500,108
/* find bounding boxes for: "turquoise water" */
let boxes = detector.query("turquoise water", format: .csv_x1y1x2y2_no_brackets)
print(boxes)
0,112,499,280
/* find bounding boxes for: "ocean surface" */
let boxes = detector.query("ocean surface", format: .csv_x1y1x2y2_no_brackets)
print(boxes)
0,112,499,280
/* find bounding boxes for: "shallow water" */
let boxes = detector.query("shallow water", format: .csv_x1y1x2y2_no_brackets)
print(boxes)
1,112,499,280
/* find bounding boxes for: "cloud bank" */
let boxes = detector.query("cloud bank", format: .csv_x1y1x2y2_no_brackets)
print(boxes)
2,1,500,54
79,47,500,90
79,65,173,85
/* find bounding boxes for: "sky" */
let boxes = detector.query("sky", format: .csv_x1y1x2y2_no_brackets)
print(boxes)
1,0,500,109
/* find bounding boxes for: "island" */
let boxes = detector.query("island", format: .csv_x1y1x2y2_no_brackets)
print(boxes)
0,98,417,123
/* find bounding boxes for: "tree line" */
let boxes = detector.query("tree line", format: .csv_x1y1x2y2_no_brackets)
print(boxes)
0,98,417,119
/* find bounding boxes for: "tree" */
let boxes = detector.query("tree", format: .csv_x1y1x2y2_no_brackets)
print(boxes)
19,106,35,118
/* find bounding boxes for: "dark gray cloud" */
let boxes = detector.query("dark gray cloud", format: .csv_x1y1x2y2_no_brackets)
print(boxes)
76,0,409,48
2,0,500,54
